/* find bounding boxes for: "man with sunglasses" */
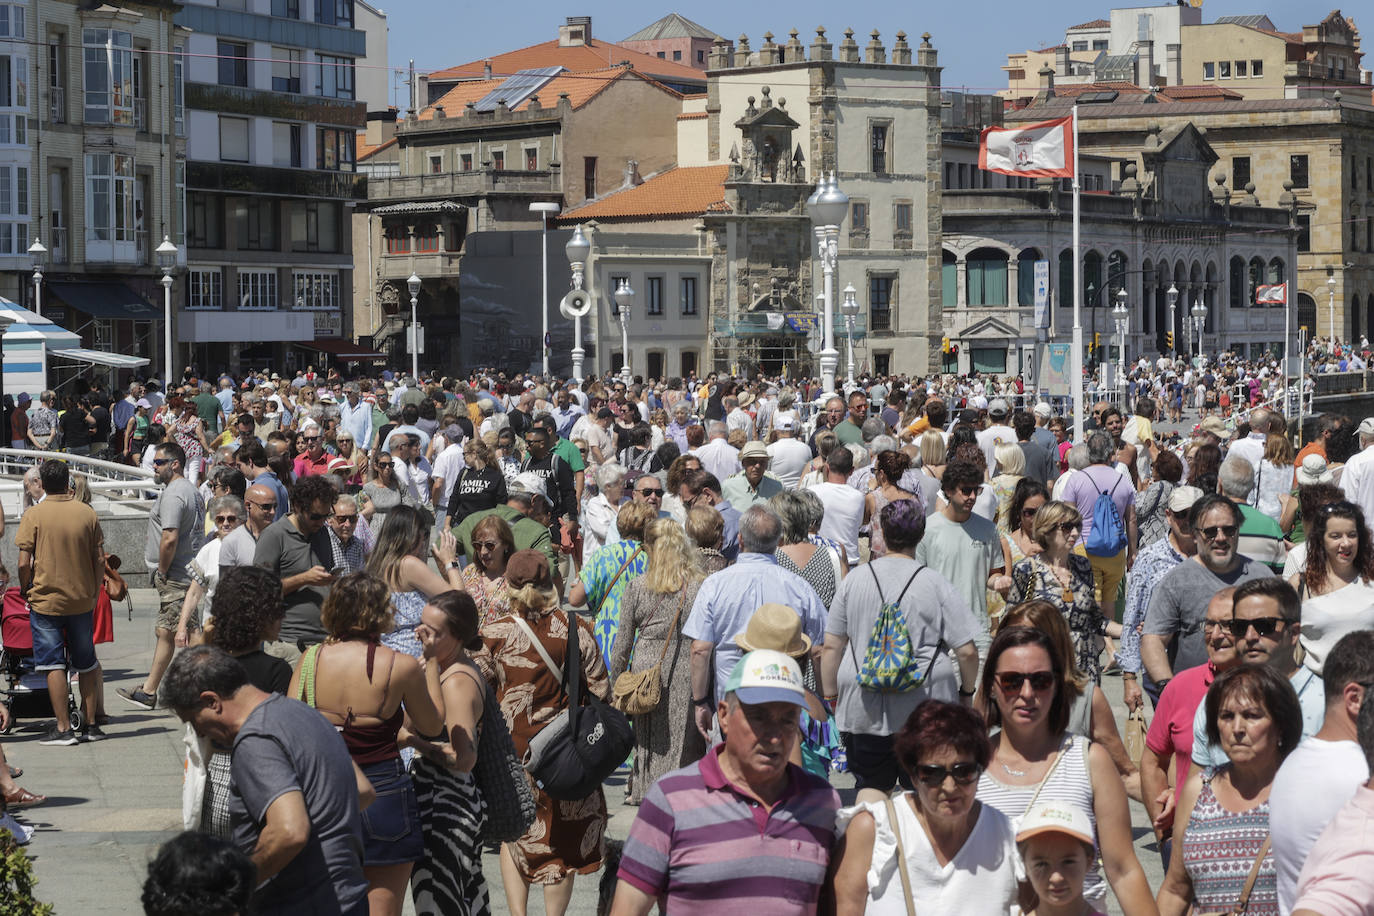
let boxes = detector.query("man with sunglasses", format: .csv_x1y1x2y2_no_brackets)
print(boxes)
252,476,340,664
722,441,782,512
1141,494,1274,691
218,483,277,575
323,494,368,574
290,423,332,479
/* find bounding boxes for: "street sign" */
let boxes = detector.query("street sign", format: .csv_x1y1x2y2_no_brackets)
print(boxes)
1034,260,1050,329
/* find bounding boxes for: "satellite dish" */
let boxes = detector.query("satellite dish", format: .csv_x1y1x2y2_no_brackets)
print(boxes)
559,289,592,319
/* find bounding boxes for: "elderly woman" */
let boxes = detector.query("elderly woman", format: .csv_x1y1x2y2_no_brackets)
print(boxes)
1008,500,1122,684
1137,450,1184,548
608,519,707,804
582,462,626,560
772,490,845,610
462,514,517,626
174,495,244,649
684,504,728,574
332,429,365,487
476,550,609,916
570,500,655,659
362,450,405,535
830,701,1020,915
1156,664,1302,916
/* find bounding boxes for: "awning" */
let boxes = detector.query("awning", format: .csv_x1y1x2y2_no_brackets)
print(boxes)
48,281,161,321
49,348,151,369
370,200,464,215
297,338,387,360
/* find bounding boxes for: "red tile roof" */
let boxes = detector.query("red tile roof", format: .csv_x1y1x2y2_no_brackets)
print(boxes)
1044,81,1243,102
419,68,679,121
356,133,397,161
429,39,705,85
1067,18,1110,30
676,111,708,120
560,165,730,221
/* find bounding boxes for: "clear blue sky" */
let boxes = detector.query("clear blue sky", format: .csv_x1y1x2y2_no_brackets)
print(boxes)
378,1,1335,107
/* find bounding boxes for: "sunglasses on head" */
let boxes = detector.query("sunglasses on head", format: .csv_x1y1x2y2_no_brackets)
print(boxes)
1227,616,1291,639
994,670,1056,694
914,762,983,787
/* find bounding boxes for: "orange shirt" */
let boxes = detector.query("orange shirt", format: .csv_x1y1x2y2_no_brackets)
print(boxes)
1295,440,1326,468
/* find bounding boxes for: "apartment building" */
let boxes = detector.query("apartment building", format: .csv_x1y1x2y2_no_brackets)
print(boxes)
620,13,727,72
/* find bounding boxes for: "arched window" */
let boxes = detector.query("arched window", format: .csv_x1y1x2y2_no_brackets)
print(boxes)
1229,256,1246,309
1083,250,1104,307
1017,248,1042,307
1141,259,1154,335
1249,257,1265,308
941,251,957,307
1267,258,1285,285
967,248,1009,305
1058,249,1075,315
1297,293,1317,334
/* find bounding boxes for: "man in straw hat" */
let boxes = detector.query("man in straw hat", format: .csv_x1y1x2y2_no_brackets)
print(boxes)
735,603,833,778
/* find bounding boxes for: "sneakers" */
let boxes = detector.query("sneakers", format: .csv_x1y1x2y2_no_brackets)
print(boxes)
81,724,107,742
0,812,33,845
117,687,156,710
38,723,78,746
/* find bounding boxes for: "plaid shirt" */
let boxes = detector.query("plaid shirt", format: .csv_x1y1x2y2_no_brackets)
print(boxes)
326,525,368,574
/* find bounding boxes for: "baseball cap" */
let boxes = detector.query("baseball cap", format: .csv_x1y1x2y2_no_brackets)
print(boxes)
1016,800,1094,846
1200,416,1229,438
774,414,796,431
510,472,548,503
135,398,152,409
723,650,808,709
1167,485,1204,513
988,398,1009,417
739,441,769,461
1359,418,1374,437
1033,402,1053,419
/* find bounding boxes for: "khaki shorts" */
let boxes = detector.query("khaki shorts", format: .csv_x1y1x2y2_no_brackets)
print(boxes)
155,577,192,632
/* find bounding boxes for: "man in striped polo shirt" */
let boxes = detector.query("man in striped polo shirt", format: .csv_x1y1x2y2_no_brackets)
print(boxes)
611,650,841,915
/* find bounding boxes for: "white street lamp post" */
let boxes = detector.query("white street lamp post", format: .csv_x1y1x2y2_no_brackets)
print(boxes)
807,172,848,396
614,278,634,384
1191,295,1208,363
530,202,560,377
564,224,591,381
156,235,178,387
841,283,859,385
1112,288,1129,406
1166,282,1178,360
407,272,421,381
27,238,45,318
1328,273,1337,344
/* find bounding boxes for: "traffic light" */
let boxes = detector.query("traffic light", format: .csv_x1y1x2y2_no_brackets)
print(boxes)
1093,332,1100,352
941,335,950,354
1166,331,1174,351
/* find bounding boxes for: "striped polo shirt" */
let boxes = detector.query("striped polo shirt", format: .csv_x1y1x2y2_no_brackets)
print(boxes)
618,745,841,914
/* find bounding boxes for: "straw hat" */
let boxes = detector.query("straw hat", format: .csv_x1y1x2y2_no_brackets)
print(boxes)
735,603,811,658
1296,453,1334,487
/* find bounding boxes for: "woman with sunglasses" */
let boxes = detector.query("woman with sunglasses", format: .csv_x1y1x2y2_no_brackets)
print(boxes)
461,514,516,626
1289,500,1374,676
1006,479,1049,565
976,626,1154,916
362,450,404,535
331,431,364,487
173,495,245,649
830,701,1020,915
445,436,506,532
1008,501,1122,684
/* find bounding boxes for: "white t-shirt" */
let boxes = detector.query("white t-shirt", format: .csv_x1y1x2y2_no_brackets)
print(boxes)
1271,737,1370,914
808,480,865,564
766,437,813,489
430,443,466,512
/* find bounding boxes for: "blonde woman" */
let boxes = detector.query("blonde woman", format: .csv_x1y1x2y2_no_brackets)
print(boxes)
607,519,707,804
1254,433,1295,522
916,429,946,516
991,440,1027,534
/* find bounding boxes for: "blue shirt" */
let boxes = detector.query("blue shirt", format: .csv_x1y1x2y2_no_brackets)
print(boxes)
716,501,741,562
1119,534,1186,675
682,553,827,702
257,470,290,522
338,399,373,451
1190,666,1325,768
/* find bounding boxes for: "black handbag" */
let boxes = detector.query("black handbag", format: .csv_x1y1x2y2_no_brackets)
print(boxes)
515,613,634,801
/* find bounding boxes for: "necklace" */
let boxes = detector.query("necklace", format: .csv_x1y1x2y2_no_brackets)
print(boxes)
1001,761,1027,778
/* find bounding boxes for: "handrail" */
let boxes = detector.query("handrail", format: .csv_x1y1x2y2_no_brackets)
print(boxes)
0,448,155,480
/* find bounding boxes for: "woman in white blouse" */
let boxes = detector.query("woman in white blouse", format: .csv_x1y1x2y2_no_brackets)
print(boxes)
581,462,625,562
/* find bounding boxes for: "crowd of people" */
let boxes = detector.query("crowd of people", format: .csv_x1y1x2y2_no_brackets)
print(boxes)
0,359,1372,916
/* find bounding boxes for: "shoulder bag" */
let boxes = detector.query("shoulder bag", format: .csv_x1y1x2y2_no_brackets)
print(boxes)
612,584,687,715
590,545,644,615
884,797,918,916
513,613,635,801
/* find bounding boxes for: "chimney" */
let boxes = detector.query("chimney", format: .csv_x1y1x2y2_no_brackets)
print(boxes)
417,73,429,104
1138,40,1154,86
559,15,591,48
365,108,397,147
1055,45,1070,76
1034,64,1056,103
483,60,492,80
1166,43,1181,88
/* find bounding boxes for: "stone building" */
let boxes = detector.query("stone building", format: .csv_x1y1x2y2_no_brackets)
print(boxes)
620,13,727,73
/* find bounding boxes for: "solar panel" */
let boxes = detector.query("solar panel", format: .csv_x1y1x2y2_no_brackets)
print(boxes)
1215,15,1274,29
473,66,564,113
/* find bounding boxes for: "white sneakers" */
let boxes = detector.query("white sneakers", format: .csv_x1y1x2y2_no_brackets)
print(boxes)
0,811,34,844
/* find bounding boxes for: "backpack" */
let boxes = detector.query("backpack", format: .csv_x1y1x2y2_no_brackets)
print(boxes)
1084,473,1127,557
852,566,927,692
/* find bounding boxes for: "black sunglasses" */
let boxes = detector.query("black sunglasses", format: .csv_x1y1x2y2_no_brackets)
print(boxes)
1227,617,1292,639
305,510,333,522
1199,524,1239,540
637,487,664,497
152,458,174,467
914,762,983,787
994,671,1056,694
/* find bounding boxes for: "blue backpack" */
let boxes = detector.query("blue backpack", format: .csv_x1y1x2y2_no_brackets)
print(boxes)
1084,474,1127,557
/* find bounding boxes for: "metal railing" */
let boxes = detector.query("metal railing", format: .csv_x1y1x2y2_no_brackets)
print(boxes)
48,86,65,124
0,448,157,503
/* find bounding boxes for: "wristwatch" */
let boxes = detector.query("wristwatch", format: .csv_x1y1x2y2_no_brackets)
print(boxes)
958,687,977,697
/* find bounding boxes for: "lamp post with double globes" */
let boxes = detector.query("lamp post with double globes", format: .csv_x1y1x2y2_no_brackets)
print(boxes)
564,224,591,381
407,272,421,381
614,278,634,384
841,282,859,385
1328,273,1337,344
27,238,45,317
1111,288,1129,404
1192,295,1208,363
807,172,848,395
156,235,179,387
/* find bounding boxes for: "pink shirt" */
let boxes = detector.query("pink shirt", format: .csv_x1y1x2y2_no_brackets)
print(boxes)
1294,785,1374,916
1144,661,1216,793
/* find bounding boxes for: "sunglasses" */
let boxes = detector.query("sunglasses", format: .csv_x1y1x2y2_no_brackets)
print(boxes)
305,510,334,522
955,485,979,495
1055,522,1081,534
376,461,393,468
474,540,500,550
914,762,983,787
637,487,664,497
994,670,1057,694
1199,524,1239,540
214,515,239,524
334,514,359,524
152,458,174,467
1227,616,1292,639
301,436,320,443
248,500,277,511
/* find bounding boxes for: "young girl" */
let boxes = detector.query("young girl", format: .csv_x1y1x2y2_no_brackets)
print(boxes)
1019,801,1104,916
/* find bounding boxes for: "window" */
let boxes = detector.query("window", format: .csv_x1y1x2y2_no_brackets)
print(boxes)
681,350,697,377
273,0,299,17
1218,61,1231,79
870,275,893,331
1071,41,1088,52
1290,154,1309,189
673,50,682,61
290,200,340,252
1203,61,1215,80
524,147,538,171
272,47,302,93
941,251,957,307
894,202,912,234
1297,214,1311,252
176,160,186,247
315,127,354,171
189,193,224,248
646,276,663,315
490,150,504,170
971,347,1007,374
0,53,27,145
237,270,277,310
870,122,890,175
0,164,26,254
233,198,277,250
428,154,441,174
1091,40,1108,51
0,5,24,38
187,269,223,309
656,51,665,59
680,276,697,315
414,222,439,252
219,116,249,162
217,40,247,87
173,45,184,136
1235,60,1247,77
293,272,339,310
850,201,868,233
83,28,133,124
584,156,596,198
1251,59,1263,77
315,55,354,99
384,223,408,254
48,39,65,124
1231,156,1250,192
315,0,353,28
873,352,890,375
967,249,1009,305
460,152,473,171
697,50,704,64
85,153,134,260
272,122,301,167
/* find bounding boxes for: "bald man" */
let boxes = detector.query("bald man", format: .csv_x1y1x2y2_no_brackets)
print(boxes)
218,483,277,574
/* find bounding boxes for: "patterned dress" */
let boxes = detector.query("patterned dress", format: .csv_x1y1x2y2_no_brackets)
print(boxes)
1181,767,1278,916
381,589,426,659
608,576,707,805
474,609,608,884
1008,554,1111,682
777,544,840,611
461,564,512,627
579,539,648,659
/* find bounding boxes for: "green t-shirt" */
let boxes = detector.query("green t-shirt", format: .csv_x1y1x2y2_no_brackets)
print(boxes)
193,392,222,434
912,512,1001,619
452,505,555,574
552,437,586,473
833,418,864,445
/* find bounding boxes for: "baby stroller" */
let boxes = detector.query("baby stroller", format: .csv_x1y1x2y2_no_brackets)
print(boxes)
0,588,82,734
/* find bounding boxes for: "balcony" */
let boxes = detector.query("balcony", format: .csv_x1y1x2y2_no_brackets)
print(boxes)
185,83,365,128
713,311,867,340
367,169,560,202
49,226,67,264
135,97,148,133
48,86,65,124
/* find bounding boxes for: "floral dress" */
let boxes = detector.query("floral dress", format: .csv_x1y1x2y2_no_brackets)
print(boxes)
461,564,512,627
579,539,648,659
1008,554,1110,682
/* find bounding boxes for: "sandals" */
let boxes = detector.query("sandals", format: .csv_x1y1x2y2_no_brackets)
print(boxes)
3,786,45,809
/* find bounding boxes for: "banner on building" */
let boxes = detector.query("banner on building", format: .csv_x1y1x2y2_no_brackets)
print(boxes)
978,116,1075,178
1033,260,1050,329
785,312,820,333
1039,342,1073,397
1255,283,1287,305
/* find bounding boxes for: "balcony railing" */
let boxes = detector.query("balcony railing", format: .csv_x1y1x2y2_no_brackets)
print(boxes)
49,227,67,263
135,97,148,132
367,169,559,201
712,311,867,339
48,86,65,124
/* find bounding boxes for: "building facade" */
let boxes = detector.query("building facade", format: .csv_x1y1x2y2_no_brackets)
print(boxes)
620,13,726,72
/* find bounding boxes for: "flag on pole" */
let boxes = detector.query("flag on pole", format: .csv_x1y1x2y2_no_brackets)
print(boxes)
1255,283,1287,305
979,116,1075,178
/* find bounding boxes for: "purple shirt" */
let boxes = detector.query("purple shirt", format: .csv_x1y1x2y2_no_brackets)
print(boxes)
618,745,841,914
1060,464,1135,541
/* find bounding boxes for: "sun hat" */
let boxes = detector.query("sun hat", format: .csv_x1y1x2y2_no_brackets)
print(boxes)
739,441,770,461
1167,485,1205,513
1296,453,1334,487
1016,800,1095,846
723,650,807,709
1199,416,1229,438
734,604,811,657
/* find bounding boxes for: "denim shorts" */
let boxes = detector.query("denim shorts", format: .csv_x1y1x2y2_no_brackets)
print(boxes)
30,610,99,674
357,757,424,866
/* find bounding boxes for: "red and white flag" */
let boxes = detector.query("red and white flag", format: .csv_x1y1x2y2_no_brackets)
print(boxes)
978,116,1074,178
1255,283,1287,305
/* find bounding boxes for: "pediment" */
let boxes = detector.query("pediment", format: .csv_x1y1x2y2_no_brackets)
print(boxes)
958,316,1021,338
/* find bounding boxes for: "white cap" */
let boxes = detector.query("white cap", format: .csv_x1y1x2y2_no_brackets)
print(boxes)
1016,800,1094,846
510,471,548,504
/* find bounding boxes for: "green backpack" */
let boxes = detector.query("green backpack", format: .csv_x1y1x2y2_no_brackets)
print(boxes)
853,565,927,692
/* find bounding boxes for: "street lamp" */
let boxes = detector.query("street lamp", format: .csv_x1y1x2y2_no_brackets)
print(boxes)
841,283,859,385
563,224,591,381
1166,283,1178,359
807,172,848,395
406,272,421,381
613,278,634,384
1327,273,1337,343
530,201,561,377
156,235,178,387
28,238,45,318
1112,288,1129,405
1191,295,1208,363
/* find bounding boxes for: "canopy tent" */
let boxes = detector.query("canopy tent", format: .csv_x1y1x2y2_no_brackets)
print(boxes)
0,298,150,396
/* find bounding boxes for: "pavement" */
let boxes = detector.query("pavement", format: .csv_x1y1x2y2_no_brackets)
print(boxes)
4,592,1168,916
